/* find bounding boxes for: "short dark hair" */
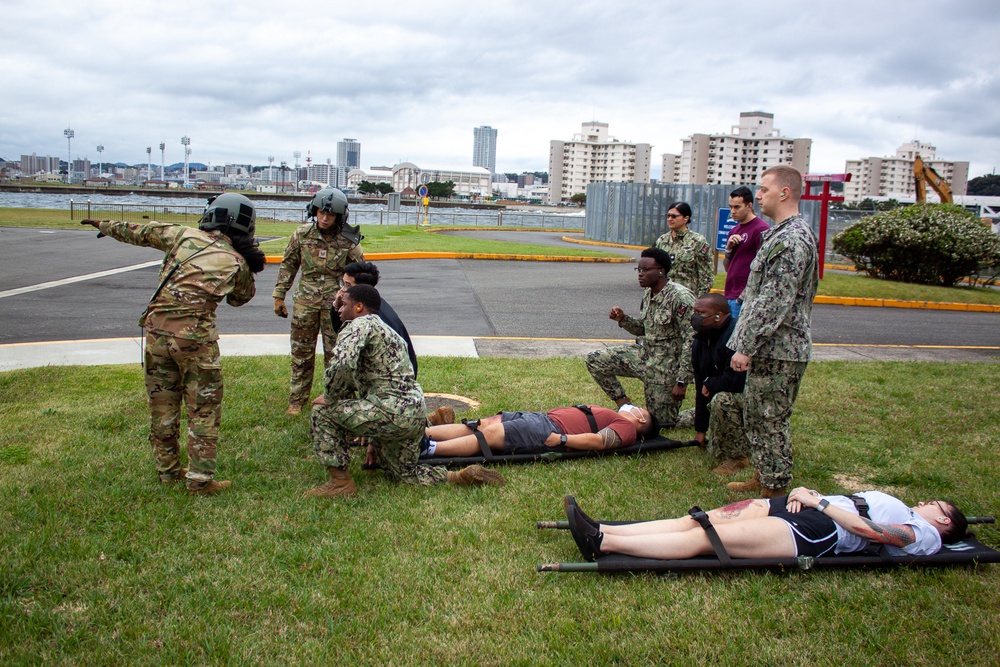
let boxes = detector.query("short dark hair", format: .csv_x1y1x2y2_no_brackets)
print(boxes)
344,261,380,286
640,247,672,274
939,501,968,545
729,186,753,205
762,166,803,200
696,293,730,313
345,284,381,313
668,201,692,218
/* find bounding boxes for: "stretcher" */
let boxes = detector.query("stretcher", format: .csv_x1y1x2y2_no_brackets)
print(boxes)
418,434,699,467
536,513,999,574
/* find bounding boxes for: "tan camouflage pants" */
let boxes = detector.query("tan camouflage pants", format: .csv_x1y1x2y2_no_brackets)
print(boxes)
585,343,680,425
742,357,808,490
707,391,748,462
288,303,337,406
310,397,447,485
144,334,223,484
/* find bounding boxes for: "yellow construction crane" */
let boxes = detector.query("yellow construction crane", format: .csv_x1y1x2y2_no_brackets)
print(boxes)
914,155,953,203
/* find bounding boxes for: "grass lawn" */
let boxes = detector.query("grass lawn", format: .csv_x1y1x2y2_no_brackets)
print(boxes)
1,358,998,665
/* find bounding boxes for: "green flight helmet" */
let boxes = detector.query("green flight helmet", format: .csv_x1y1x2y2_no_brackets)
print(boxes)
200,193,256,237
306,187,350,225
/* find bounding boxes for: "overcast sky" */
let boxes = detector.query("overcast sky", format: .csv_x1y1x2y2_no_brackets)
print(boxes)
2,0,997,179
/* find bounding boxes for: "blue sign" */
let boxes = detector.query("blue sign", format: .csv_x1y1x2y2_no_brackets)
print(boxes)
716,208,737,251
418,185,428,197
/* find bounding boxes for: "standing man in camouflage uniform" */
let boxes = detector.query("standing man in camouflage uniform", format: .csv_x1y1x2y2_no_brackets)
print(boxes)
585,247,695,427
655,201,715,298
273,188,364,415
306,285,505,498
727,166,819,497
81,194,265,495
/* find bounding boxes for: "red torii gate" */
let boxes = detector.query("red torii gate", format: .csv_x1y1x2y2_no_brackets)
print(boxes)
802,172,851,279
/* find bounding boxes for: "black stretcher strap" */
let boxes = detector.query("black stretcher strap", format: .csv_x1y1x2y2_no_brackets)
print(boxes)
850,494,892,561
689,506,732,566
573,405,600,433
473,429,493,461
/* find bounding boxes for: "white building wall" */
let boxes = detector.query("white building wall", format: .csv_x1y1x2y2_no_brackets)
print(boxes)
547,122,651,203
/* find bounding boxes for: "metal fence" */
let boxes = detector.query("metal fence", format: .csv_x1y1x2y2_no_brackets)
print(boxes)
583,182,843,258
68,201,584,229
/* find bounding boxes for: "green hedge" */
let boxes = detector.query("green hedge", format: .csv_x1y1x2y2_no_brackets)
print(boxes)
832,203,1000,286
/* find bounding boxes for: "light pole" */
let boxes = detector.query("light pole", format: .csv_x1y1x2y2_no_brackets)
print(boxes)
63,127,74,183
159,142,165,180
96,145,104,179
293,151,301,191
181,136,191,188
280,161,288,193
146,146,152,184
326,158,332,187
267,156,274,186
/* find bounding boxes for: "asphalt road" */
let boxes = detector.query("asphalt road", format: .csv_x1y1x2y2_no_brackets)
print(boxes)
1,226,998,350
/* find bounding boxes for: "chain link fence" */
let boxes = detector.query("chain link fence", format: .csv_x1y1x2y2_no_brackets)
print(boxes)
68,201,584,229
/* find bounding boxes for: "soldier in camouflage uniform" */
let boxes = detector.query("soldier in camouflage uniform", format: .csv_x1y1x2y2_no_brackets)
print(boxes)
273,188,364,415
585,247,695,427
655,201,715,298
306,285,504,498
81,193,265,495
727,166,819,497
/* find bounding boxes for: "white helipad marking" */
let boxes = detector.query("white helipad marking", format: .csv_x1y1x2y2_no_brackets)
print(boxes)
0,261,162,299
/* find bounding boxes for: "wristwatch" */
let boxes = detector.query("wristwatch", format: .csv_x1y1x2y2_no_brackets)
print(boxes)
559,434,567,446
817,499,830,513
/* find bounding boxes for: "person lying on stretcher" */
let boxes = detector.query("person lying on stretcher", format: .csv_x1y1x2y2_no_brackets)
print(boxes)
564,488,967,562
421,404,658,457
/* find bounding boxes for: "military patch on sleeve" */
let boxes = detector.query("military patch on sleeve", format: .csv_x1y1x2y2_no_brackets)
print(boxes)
767,241,787,261
677,304,688,316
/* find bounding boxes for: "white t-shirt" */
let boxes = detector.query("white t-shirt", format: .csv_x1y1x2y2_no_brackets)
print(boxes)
825,491,942,556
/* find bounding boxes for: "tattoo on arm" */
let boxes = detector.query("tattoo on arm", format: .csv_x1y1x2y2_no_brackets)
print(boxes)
597,427,623,450
716,499,755,520
856,519,916,547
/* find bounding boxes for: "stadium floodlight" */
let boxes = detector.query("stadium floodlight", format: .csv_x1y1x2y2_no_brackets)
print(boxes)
64,127,74,183
181,136,191,187
96,144,104,179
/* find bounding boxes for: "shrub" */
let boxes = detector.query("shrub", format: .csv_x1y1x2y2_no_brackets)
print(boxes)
832,203,1000,287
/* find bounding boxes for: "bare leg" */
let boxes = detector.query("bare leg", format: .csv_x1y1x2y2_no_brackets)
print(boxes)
600,516,795,560
432,421,506,457
600,499,771,536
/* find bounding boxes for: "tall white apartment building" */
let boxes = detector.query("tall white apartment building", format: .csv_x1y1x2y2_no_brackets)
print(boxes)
660,153,680,184
473,126,497,174
672,111,811,186
844,141,969,203
548,122,651,203
336,139,361,170
308,163,346,188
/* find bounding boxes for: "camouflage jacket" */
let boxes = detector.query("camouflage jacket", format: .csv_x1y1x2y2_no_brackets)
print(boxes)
619,282,696,384
99,220,255,342
272,223,364,307
655,228,715,297
324,314,425,415
728,214,819,361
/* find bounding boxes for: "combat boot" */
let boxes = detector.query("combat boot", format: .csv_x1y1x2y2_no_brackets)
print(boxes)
287,403,304,416
159,467,189,484
727,471,761,494
446,465,505,486
761,486,788,499
712,457,749,476
188,479,232,496
304,467,357,498
428,406,455,426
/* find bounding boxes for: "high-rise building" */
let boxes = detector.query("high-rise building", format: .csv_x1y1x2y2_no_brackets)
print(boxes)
547,122,651,203
473,126,498,173
672,111,811,186
844,141,969,203
20,154,60,176
308,163,346,188
337,139,361,170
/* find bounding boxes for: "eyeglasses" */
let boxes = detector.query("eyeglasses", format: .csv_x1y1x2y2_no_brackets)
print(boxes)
634,267,658,273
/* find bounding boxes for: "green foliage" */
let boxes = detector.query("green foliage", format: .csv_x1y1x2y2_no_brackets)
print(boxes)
424,180,455,198
838,198,904,212
357,180,378,195
374,182,393,196
570,193,586,206
832,203,1000,287
967,174,1000,196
